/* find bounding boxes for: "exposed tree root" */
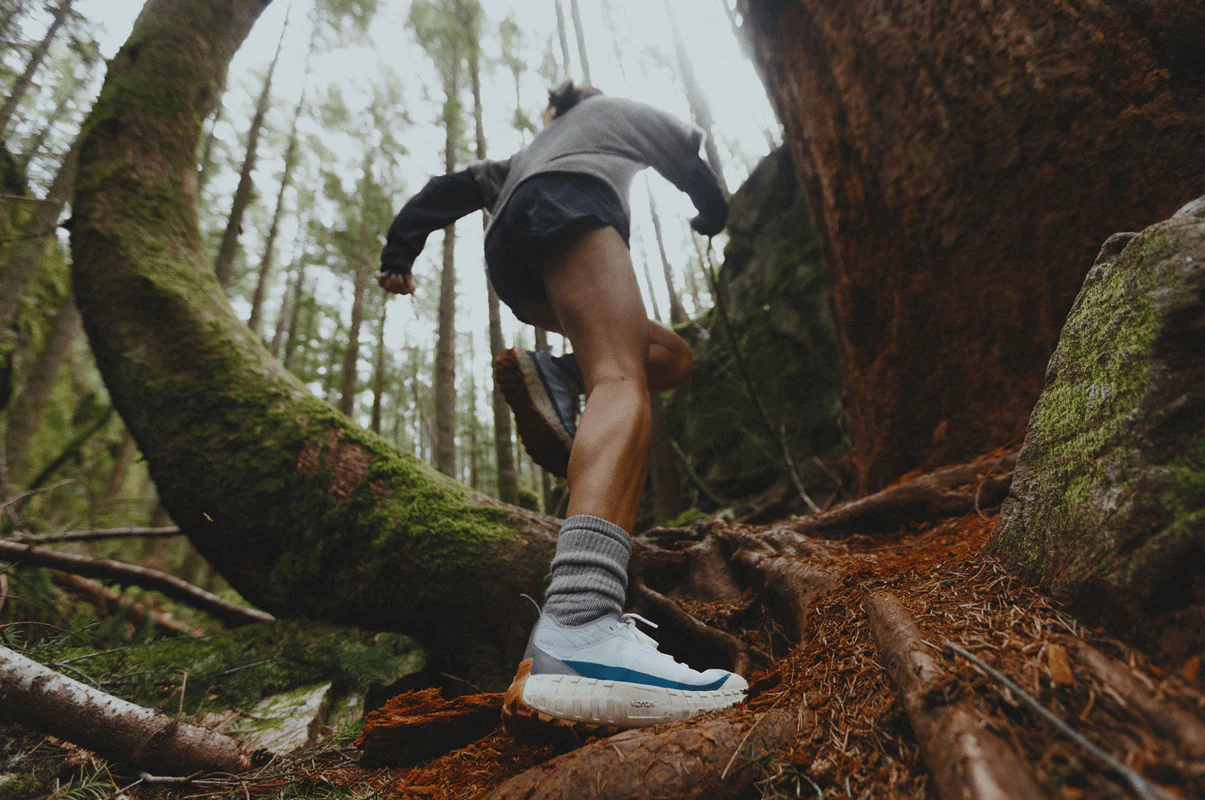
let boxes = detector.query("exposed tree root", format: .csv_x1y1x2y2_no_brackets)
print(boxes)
51,572,201,637
0,539,273,626
790,453,1017,536
355,688,503,767
6,526,182,545
483,709,802,800
631,582,751,674
0,645,247,775
733,549,838,639
865,591,1048,800
1074,644,1205,762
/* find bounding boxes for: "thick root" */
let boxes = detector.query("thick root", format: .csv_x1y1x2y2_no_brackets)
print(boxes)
632,582,752,675
735,550,838,640
865,591,1048,800
485,709,801,800
355,688,504,767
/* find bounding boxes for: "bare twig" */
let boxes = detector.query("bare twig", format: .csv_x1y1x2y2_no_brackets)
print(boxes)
0,540,273,627
946,640,1175,800
6,526,182,545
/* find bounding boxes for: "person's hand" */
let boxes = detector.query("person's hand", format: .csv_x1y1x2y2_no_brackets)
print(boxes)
378,272,416,295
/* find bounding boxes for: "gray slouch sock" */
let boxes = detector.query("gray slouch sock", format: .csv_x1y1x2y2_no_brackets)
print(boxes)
543,514,632,626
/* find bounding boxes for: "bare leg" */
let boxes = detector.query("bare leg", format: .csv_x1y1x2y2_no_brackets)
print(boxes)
516,301,693,393
538,227,651,532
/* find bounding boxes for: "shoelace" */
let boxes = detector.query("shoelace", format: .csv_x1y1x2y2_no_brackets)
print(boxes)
618,613,661,650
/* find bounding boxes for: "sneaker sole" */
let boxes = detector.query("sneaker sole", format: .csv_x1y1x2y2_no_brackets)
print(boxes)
494,348,573,479
501,658,746,736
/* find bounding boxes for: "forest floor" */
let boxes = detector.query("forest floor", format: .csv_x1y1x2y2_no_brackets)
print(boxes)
4,452,1202,799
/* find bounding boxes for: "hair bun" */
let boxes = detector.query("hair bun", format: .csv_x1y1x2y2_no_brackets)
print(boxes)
547,79,602,118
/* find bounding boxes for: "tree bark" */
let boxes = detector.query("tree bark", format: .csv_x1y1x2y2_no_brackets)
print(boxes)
740,0,1205,492
3,298,79,484
0,0,74,144
434,41,461,478
663,0,728,197
356,688,503,767
213,16,287,289
70,0,559,687
0,139,77,336
0,645,246,775
568,0,591,84
370,299,388,434
339,217,371,417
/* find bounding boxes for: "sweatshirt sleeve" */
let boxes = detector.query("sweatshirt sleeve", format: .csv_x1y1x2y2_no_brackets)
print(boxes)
381,168,488,276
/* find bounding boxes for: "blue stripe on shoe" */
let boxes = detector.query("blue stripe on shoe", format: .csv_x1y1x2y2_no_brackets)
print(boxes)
562,660,730,691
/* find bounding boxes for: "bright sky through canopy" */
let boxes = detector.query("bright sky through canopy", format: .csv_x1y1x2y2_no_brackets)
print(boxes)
76,0,780,424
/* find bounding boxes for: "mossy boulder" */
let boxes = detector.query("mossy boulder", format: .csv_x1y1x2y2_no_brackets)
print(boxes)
667,147,844,498
989,196,1205,660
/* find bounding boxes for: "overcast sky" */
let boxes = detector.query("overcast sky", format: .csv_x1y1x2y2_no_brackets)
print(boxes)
69,0,780,433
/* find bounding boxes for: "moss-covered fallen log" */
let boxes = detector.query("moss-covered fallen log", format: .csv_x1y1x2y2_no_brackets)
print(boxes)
69,0,558,688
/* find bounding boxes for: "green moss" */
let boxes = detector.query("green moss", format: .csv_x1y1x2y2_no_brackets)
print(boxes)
54,620,422,716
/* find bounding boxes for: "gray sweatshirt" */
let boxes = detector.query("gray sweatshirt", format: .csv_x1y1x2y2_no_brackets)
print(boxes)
470,95,706,238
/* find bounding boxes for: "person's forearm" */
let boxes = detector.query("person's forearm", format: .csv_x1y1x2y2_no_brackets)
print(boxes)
382,170,484,275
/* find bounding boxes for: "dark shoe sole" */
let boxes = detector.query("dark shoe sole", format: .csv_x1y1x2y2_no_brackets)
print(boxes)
494,348,572,479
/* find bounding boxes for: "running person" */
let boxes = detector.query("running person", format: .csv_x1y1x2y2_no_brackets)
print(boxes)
378,81,744,732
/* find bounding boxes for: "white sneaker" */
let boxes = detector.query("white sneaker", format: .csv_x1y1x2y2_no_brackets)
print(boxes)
502,613,747,733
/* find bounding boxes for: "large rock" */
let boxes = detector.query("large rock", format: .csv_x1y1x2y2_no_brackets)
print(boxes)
667,147,844,499
989,197,1205,658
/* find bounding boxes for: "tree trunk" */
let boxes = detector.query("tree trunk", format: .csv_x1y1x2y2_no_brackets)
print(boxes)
70,0,559,688
568,0,591,84
647,184,687,326
477,33,517,505
0,0,74,144
4,298,79,484
282,259,308,367
213,16,287,289
0,139,77,336
339,219,371,417
664,0,728,197
553,0,572,78
370,299,388,434
740,0,1205,492
247,25,313,334
433,44,461,478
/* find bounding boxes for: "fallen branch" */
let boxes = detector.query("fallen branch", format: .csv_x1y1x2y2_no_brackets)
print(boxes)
945,640,1174,800
485,709,801,800
734,550,837,639
1073,644,1205,761
0,540,273,627
632,582,752,675
791,453,1017,536
51,572,201,637
865,592,1048,800
355,688,503,767
0,645,247,775
6,526,182,545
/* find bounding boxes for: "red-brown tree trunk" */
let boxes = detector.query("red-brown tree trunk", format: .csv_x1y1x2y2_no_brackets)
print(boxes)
740,0,1205,492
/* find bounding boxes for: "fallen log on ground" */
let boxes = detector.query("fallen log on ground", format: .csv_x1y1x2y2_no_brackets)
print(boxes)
0,645,247,775
865,591,1047,800
484,709,802,800
6,526,182,545
51,571,201,637
792,454,1017,536
1074,644,1205,762
0,539,272,626
355,688,503,767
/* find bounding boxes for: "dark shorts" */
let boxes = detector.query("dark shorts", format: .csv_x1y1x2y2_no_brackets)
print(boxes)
485,172,631,324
